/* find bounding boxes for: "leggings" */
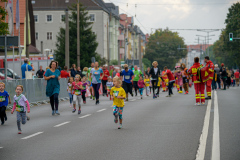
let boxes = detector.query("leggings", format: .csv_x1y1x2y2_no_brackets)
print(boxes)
151,80,158,95
168,81,174,95
73,94,81,106
0,106,6,123
17,112,26,131
50,93,59,111
82,91,86,102
68,93,73,104
92,83,101,100
102,80,107,95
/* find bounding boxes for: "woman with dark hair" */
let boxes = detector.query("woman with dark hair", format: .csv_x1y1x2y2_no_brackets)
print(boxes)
71,64,77,78
44,61,61,115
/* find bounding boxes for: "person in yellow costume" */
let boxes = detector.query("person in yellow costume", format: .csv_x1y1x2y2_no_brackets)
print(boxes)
156,77,162,97
161,70,168,92
111,76,126,129
144,75,150,96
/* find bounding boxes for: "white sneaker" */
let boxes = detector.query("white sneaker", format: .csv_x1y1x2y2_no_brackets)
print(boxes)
118,124,122,129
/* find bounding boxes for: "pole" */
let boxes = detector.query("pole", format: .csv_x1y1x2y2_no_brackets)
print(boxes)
77,1,80,68
19,22,22,68
26,0,29,58
107,21,110,70
65,9,69,69
139,32,142,71
41,41,43,57
118,40,120,66
12,1,15,79
133,33,135,66
207,32,209,56
5,36,7,80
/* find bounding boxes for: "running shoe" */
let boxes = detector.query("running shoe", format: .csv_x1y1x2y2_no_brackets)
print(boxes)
141,96,143,99
52,110,55,116
118,124,122,129
70,104,72,108
201,102,205,105
1,121,4,125
78,110,81,114
72,108,76,113
195,103,200,106
107,94,108,97
114,115,118,123
18,130,22,134
93,97,95,100
55,111,60,115
5,116,7,121
131,93,133,97
166,95,171,97
90,95,92,99
27,116,30,121
96,100,99,105
83,101,86,104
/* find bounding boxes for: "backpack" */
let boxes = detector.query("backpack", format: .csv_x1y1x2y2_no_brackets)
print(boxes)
197,66,209,82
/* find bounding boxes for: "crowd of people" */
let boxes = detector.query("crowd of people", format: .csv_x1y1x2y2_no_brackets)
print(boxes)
1,57,239,132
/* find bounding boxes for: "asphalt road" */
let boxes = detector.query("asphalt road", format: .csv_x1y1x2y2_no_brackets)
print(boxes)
0,86,239,160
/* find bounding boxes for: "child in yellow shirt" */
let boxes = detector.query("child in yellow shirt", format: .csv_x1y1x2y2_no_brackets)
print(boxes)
110,76,126,129
156,77,162,97
144,75,150,96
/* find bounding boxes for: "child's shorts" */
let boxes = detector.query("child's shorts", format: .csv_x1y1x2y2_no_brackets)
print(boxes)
88,81,92,87
113,105,124,120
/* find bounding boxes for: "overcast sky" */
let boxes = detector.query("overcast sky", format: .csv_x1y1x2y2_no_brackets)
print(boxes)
104,0,237,45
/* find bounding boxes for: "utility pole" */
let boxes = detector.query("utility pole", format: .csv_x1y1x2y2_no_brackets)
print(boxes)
133,33,135,66
26,0,29,58
65,9,69,69
107,21,110,70
77,0,80,68
139,30,142,71
118,39,120,66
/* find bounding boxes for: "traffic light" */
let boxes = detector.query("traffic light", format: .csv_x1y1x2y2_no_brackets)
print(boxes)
229,33,233,41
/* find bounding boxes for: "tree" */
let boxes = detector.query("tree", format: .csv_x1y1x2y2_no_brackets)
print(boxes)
55,3,102,69
144,28,187,70
110,60,118,65
0,0,8,35
142,58,151,70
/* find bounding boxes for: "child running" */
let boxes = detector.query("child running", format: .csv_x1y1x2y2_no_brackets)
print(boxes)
0,82,11,125
138,76,145,99
11,85,30,134
110,76,126,129
81,76,87,104
71,74,83,114
144,75,150,96
106,76,113,100
67,77,74,107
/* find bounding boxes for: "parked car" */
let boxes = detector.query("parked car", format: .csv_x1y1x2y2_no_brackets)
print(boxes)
0,68,20,79
0,72,13,80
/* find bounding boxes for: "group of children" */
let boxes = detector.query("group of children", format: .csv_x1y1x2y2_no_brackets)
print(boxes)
0,82,30,134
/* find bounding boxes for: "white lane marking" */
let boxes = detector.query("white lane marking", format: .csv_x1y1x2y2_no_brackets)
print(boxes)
54,121,71,127
97,108,107,112
21,132,43,140
0,147,3,149
79,114,91,118
130,99,136,101
195,91,212,160
144,96,147,98
211,91,220,160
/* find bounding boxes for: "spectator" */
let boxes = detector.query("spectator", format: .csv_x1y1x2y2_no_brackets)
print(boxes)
214,64,221,89
60,66,70,78
234,69,240,87
36,66,45,78
76,67,82,78
82,67,88,77
112,68,117,77
145,67,150,77
21,58,35,79
71,64,77,77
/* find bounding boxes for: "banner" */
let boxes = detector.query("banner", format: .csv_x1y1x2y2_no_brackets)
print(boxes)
16,0,20,30
6,0,13,35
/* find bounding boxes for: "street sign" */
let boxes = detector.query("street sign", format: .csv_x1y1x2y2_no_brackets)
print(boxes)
0,36,19,46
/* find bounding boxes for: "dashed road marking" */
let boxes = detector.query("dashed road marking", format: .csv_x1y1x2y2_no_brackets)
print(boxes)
130,99,136,102
21,132,44,140
97,108,107,112
54,121,71,127
195,91,212,160
79,114,91,119
211,91,220,160
0,147,3,149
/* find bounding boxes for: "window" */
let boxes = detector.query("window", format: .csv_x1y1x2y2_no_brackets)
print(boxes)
46,15,52,22
36,32,38,40
47,32,52,40
89,14,95,22
61,15,65,22
34,15,38,22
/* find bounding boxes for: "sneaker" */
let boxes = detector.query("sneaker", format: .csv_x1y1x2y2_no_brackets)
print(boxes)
78,110,81,114
27,116,30,121
93,97,95,100
52,110,55,116
55,111,60,115
5,116,7,121
18,131,22,134
141,96,143,99
90,95,92,99
118,124,122,129
1,121,4,125
166,95,171,97
70,104,72,108
195,103,200,106
131,93,133,97
157,94,159,97
107,94,108,97
96,100,99,105
201,102,205,105
72,108,76,113
83,101,86,104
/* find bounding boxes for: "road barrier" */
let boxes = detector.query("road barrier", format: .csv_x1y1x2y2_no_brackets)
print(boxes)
0,78,69,108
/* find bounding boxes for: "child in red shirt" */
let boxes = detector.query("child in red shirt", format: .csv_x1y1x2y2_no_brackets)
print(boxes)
138,76,145,99
71,74,83,114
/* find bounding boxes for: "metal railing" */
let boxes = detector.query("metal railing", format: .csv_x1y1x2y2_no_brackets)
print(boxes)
0,78,69,108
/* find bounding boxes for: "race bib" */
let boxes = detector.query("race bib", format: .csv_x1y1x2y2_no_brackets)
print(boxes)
82,85,86,90
16,105,24,112
75,90,81,95
113,90,119,97
125,75,130,80
0,96,6,102
146,81,150,84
